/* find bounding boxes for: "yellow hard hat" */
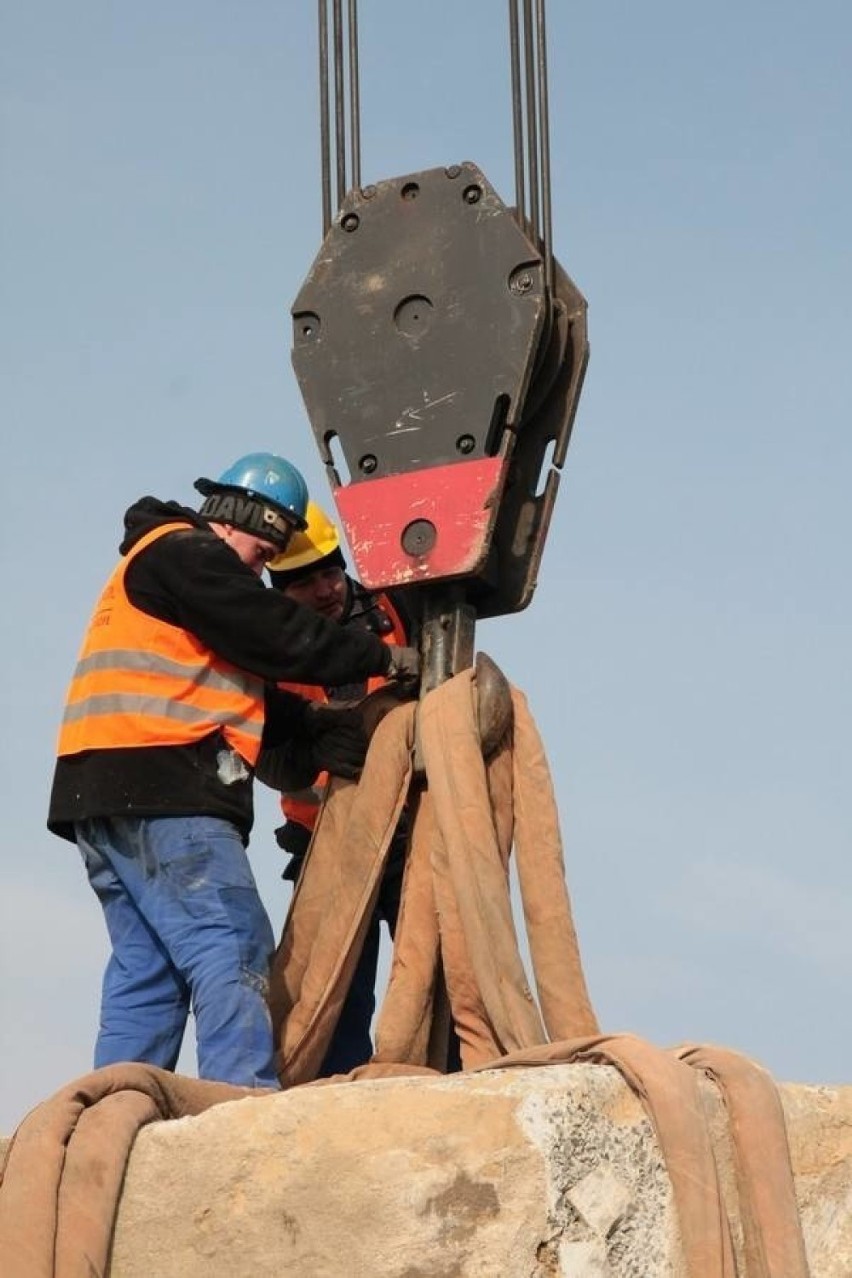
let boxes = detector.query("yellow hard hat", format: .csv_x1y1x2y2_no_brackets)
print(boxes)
267,500,342,573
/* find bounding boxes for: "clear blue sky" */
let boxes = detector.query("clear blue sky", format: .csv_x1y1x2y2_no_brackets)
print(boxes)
2,1,850,1131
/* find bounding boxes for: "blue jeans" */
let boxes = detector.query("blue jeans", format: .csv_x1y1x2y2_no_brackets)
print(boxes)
316,837,461,1076
77,815,277,1088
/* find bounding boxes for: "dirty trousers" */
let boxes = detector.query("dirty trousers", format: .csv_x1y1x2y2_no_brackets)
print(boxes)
77,814,277,1088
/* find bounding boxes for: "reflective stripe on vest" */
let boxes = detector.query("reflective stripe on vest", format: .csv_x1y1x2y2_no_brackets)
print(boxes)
279,591,407,831
58,521,265,764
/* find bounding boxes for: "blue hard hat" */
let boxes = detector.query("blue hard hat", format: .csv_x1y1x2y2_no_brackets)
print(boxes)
195,452,309,535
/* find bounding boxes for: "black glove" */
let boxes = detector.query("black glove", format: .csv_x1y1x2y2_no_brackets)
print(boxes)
385,644,421,687
303,702,368,779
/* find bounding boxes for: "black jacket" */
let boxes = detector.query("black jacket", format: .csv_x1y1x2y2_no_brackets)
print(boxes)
272,574,414,872
48,498,392,843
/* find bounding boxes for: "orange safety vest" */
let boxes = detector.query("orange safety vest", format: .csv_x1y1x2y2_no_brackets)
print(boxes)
58,521,265,766
279,591,407,831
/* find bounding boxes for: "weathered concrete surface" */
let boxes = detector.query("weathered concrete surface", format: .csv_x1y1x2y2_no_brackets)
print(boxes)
783,1082,852,1273
107,1064,851,1278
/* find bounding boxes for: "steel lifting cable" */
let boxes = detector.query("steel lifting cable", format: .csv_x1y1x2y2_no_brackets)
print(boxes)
319,0,554,288
347,0,362,193
317,1,332,233
509,0,554,292
318,0,362,234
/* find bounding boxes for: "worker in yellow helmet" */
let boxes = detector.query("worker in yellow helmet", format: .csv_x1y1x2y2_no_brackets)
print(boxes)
265,501,413,1075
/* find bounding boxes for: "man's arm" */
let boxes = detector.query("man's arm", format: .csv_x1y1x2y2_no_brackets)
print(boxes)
126,528,394,686
256,685,368,790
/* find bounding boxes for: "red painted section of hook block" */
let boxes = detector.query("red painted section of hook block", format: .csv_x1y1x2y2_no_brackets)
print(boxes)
333,456,507,590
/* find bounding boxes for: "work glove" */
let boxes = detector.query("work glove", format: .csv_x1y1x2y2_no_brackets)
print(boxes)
302,702,369,779
385,644,421,688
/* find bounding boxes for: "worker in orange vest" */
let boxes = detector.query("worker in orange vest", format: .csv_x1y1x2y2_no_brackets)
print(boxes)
266,501,413,1074
49,454,419,1088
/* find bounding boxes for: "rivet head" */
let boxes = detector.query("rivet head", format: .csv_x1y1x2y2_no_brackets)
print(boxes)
509,266,538,295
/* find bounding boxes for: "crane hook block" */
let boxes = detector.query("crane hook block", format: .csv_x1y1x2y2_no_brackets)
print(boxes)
291,161,588,618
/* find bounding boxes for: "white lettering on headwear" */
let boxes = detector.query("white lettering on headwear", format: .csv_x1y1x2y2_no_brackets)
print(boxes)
200,492,293,544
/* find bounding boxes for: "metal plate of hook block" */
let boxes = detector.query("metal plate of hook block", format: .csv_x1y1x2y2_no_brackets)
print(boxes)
291,161,588,617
